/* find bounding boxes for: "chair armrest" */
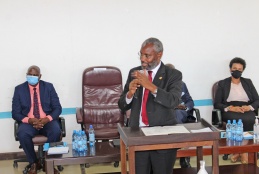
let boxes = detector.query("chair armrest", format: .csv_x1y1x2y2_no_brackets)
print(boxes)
192,108,201,122
76,107,83,124
14,121,19,141
59,117,66,138
212,109,222,128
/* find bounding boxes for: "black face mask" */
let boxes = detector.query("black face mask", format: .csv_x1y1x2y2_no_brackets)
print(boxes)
231,70,242,79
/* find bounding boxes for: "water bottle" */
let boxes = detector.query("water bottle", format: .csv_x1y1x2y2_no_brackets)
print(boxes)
254,116,259,143
90,145,96,156
77,131,83,152
238,119,243,141
72,130,77,150
197,160,208,174
226,120,232,140
81,131,88,151
231,120,237,141
236,122,243,142
89,125,95,146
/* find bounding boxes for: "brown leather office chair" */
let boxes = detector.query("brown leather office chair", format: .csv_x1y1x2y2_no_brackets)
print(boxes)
76,66,124,167
13,117,66,174
211,81,224,128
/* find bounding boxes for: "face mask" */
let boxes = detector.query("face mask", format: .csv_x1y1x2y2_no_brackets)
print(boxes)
26,75,39,85
231,70,242,79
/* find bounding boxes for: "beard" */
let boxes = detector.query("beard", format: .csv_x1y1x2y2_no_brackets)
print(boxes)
141,61,159,70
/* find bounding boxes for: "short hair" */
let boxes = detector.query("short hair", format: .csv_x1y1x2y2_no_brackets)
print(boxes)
27,65,41,74
165,63,175,69
229,57,246,70
141,38,163,53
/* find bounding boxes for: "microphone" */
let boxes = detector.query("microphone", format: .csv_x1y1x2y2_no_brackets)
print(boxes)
133,69,145,99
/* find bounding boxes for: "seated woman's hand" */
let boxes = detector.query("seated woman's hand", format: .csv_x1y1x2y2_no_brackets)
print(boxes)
229,106,244,113
241,105,251,112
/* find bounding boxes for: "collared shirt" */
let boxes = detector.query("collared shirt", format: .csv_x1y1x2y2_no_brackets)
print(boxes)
22,84,53,123
126,61,162,127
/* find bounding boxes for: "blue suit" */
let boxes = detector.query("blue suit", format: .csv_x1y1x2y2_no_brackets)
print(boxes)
12,80,62,164
175,82,194,123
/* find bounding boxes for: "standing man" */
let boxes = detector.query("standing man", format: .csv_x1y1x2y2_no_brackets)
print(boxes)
12,65,62,174
118,38,182,174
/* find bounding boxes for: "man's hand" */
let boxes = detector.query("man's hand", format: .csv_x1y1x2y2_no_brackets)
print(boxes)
28,118,41,129
176,104,187,110
38,117,50,127
127,79,140,99
132,70,157,93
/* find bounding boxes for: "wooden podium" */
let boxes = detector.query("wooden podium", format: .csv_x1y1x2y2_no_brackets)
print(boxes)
118,119,220,174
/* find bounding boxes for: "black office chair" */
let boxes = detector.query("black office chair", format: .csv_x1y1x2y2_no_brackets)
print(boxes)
13,117,66,174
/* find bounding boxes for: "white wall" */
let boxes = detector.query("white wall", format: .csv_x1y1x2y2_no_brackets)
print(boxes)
1,0,259,153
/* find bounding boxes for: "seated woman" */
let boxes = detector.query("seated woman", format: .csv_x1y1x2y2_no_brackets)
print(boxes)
214,57,259,164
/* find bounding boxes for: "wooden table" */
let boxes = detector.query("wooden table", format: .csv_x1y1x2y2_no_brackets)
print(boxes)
177,138,259,164
45,141,120,174
118,119,220,174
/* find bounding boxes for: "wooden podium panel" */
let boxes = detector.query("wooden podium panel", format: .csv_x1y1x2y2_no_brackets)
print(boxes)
118,119,220,174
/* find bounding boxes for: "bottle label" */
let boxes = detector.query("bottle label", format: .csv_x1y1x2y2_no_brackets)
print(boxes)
89,134,95,141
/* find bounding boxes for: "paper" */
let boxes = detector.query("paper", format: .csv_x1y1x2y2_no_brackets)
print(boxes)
190,127,212,133
141,126,190,136
48,146,69,155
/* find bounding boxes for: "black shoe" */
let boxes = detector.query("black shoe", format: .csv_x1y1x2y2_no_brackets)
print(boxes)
180,157,191,168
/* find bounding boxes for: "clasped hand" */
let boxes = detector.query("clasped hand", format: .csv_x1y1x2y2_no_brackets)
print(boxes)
28,117,50,130
127,70,153,99
228,105,251,113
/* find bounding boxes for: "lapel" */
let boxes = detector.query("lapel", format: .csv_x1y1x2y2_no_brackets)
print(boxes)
152,62,166,87
240,78,251,100
24,82,31,107
225,77,231,100
39,81,44,104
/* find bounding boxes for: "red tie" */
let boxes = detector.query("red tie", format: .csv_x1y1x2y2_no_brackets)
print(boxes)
33,88,40,119
141,71,152,125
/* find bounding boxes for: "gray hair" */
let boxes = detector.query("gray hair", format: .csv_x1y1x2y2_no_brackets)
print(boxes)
141,38,163,53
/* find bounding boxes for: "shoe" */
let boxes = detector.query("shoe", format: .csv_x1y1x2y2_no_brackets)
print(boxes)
180,157,191,168
28,161,42,174
230,153,240,163
240,153,248,164
54,168,60,174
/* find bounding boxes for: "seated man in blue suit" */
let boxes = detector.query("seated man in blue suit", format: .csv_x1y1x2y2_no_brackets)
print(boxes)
166,63,194,168
12,65,62,174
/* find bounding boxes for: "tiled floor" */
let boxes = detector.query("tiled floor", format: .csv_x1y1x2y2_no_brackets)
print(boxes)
0,155,247,174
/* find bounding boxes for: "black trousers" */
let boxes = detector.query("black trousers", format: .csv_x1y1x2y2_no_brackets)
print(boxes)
135,149,177,174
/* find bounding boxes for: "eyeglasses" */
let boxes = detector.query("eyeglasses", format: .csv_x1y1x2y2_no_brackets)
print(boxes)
138,52,152,59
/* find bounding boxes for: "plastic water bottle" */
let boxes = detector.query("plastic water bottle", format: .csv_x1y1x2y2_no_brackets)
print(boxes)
72,130,77,150
77,131,83,152
81,131,88,151
236,122,243,142
238,119,243,140
254,116,259,143
90,145,96,156
231,120,237,141
89,125,95,146
226,120,232,140
197,160,208,174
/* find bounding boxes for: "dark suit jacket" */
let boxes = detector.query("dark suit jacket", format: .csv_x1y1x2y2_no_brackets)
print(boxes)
118,62,182,127
181,82,194,111
12,80,62,122
214,77,259,112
